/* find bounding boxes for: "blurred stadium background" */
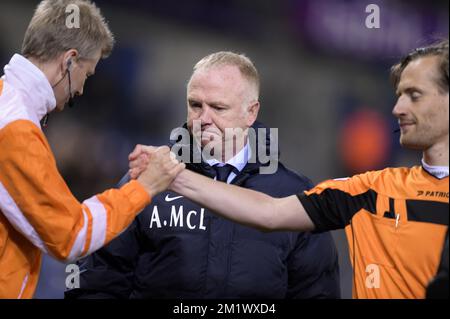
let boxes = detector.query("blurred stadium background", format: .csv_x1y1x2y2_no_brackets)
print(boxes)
0,0,448,299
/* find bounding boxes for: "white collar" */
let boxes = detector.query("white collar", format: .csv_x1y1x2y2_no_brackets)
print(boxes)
3,54,56,126
422,158,449,179
206,143,251,172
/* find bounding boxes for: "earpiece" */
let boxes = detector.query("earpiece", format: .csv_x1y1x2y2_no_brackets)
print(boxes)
66,59,74,108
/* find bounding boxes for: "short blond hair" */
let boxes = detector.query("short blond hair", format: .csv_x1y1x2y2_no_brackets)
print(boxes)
192,51,260,101
22,0,115,62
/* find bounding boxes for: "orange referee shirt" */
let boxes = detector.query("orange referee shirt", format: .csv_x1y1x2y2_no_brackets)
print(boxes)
0,55,150,298
298,166,448,298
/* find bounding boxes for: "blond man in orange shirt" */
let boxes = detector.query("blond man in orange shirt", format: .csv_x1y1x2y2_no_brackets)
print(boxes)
0,0,184,298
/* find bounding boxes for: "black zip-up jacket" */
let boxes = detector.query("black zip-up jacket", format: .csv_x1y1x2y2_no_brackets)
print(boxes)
65,122,340,299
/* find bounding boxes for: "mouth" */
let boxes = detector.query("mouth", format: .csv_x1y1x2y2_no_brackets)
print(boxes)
201,126,221,135
197,129,223,146
399,123,416,134
399,122,415,132
200,132,220,142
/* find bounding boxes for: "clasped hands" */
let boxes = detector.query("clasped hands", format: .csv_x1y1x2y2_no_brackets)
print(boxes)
127,144,185,198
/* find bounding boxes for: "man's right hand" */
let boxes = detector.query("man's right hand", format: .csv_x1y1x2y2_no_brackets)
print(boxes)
128,144,155,179
137,146,185,198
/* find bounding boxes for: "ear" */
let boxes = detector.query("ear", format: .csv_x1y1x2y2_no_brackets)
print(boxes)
246,101,260,127
61,49,79,72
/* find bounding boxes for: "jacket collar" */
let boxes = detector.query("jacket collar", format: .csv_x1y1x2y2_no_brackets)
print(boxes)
169,121,280,184
3,54,56,126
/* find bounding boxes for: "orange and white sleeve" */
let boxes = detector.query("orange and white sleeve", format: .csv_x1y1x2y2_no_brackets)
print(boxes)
0,120,151,261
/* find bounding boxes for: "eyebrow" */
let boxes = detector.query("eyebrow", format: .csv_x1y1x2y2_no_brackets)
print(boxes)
188,98,229,107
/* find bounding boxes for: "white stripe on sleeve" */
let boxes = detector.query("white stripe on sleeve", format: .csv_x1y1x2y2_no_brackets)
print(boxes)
82,196,107,256
0,181,48,253
66,209,88,261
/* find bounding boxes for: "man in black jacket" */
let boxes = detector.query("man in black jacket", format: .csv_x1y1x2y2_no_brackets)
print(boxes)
65,52,340,299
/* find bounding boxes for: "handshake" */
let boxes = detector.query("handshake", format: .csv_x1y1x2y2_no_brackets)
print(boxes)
127,144,185,198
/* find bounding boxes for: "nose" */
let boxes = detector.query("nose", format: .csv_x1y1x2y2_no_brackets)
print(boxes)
199,104,213,125
392,95,407,118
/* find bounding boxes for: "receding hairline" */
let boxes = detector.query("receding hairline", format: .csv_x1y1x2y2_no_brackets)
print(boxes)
391,39,448,94
188,64,259,104
188,52,260,102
